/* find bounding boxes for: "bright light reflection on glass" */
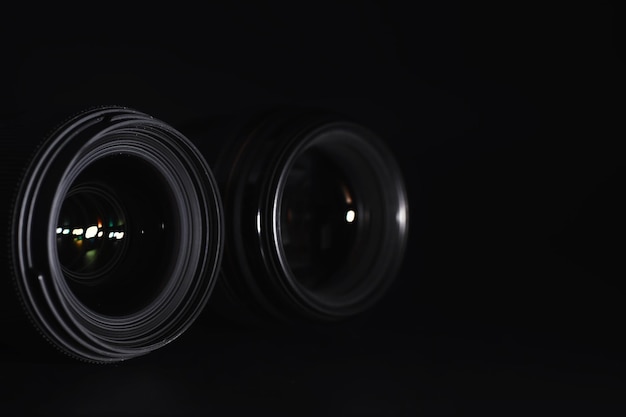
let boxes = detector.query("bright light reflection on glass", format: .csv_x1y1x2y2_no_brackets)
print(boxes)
57,224,125,240
345,209,356,223
85,225,98,239
105,231,125,240
396,206,407,228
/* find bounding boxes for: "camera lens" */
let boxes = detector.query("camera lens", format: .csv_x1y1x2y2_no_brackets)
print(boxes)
205,109,408,323
1,106,223,363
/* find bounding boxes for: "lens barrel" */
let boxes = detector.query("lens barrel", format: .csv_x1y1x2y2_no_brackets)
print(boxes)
0,106,223,363
190,107,409,325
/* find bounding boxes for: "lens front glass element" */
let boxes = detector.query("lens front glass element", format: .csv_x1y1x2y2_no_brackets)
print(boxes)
55,154,177,315
280,148,358,290
57,185,127,281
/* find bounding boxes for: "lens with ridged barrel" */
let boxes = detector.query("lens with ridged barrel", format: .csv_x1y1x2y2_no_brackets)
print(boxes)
0,106,223,363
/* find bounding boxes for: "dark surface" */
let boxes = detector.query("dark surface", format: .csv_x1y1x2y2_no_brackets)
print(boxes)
1,2,624,415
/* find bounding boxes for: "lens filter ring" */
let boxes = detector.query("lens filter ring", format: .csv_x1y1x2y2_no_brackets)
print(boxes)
10,106,223,363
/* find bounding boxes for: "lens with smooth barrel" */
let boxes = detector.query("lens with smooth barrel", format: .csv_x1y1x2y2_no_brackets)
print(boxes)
0,106,223,363
201,108,409,324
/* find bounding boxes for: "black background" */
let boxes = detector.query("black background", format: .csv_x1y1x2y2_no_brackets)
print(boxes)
1,1,623,415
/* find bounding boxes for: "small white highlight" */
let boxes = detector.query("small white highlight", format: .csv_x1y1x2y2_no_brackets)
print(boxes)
97,231,103,238
108,232,115,239
72,228,83,236
62,229,70,235
114,232,125,240
345,209,356,223
256,212,262,234
84,225,99,239
56,227,63,234
396,207,407,227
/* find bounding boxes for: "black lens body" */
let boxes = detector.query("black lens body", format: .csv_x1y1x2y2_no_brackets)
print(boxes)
0,106,223,363
187,107,409,326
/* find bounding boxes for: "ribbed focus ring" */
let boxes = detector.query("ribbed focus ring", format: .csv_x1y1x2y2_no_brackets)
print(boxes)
2,107,223,363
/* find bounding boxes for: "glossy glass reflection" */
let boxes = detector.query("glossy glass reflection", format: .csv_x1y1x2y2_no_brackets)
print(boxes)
280,148,358,290
57,186,127,282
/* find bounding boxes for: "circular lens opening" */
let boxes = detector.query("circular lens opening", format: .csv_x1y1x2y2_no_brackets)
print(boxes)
56,154,178,316
268,122,408,319
12,106,224,362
